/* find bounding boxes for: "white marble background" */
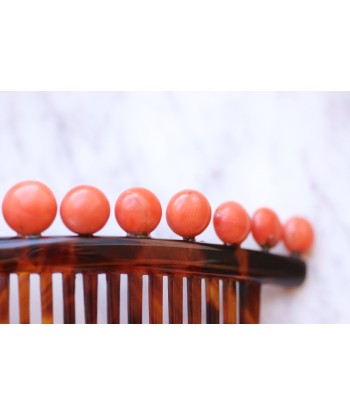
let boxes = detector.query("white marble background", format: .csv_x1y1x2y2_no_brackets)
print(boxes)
0,92,349,323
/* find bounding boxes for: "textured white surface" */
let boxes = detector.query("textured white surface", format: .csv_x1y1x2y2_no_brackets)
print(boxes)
0,91,349,323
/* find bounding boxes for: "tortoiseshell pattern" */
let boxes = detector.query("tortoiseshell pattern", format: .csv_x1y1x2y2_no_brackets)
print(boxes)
0,236,306,324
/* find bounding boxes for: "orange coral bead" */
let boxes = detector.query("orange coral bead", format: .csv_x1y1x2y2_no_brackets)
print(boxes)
2,180,57,236
60,185,110,235
251,208,282,248
166,190,211,239
213,201,251,245
283,217,314,254
115,187,162,235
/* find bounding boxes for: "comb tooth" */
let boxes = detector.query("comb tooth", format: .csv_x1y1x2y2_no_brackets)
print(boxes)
18,272,30,324
168,275,183,324
40,273,53,324
106,273,120,324
205,278,220,324
0,274,10,324
127,274,143,324
62,273,76,324
83,272,98,324
148,274,163,324
239,281,261,324
223,280,237,324
187,277,202,324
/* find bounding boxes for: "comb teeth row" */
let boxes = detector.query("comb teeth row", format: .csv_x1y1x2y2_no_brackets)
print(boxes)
0,273,261,324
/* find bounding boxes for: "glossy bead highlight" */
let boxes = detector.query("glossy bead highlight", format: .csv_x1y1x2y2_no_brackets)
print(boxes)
251,208,282,248
60,185,110,235
2,180,57,236
115,187,162,236
213,201,251,245
166,190,211,239
283,217,314,254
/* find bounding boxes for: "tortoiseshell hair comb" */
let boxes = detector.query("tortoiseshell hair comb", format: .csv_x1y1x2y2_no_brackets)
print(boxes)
0,182,313,324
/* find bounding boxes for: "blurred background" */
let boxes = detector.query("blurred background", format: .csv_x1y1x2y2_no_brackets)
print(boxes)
0,91,349,323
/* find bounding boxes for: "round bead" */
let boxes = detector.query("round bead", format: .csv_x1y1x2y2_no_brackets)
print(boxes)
251,208,282,248
166,190,211,239
283,217,314,254
115,187,162,235
60,185,110,235
2,180,57,236
213,201,251,245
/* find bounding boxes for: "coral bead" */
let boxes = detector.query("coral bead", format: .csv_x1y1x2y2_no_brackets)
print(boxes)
60,185,110,235
213,201,251,245
115,187,162,235
283,217,314,254
2,180,57,236
251,208,282,248
166,190,211,239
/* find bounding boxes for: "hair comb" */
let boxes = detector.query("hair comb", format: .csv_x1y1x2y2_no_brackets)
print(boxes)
0,181,314,324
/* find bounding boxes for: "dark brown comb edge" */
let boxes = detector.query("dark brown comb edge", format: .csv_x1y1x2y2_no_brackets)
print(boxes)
0,237,306,285
63,273,76,324
18,272,30,324
187,276,202,324
168,274,183,324
128,273,143,324
223,280,237,323
0,274,10,324
205,277,220,324
148,273,163,324
83,271,98,324
0,236,306,325
106,272,120,324
40,272,53,324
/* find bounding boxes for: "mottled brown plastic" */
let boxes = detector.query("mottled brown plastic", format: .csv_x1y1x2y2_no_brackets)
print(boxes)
107,273,120,324
0,274,9,324
206,278,220,324
149,274,163,324
223,280,237,324
83,272,98,324
187,277,201,324
18,272,30,324
128,273,143,324
63,273,75,324
239,282,261,324
0,236,306,324
40,273,53,324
